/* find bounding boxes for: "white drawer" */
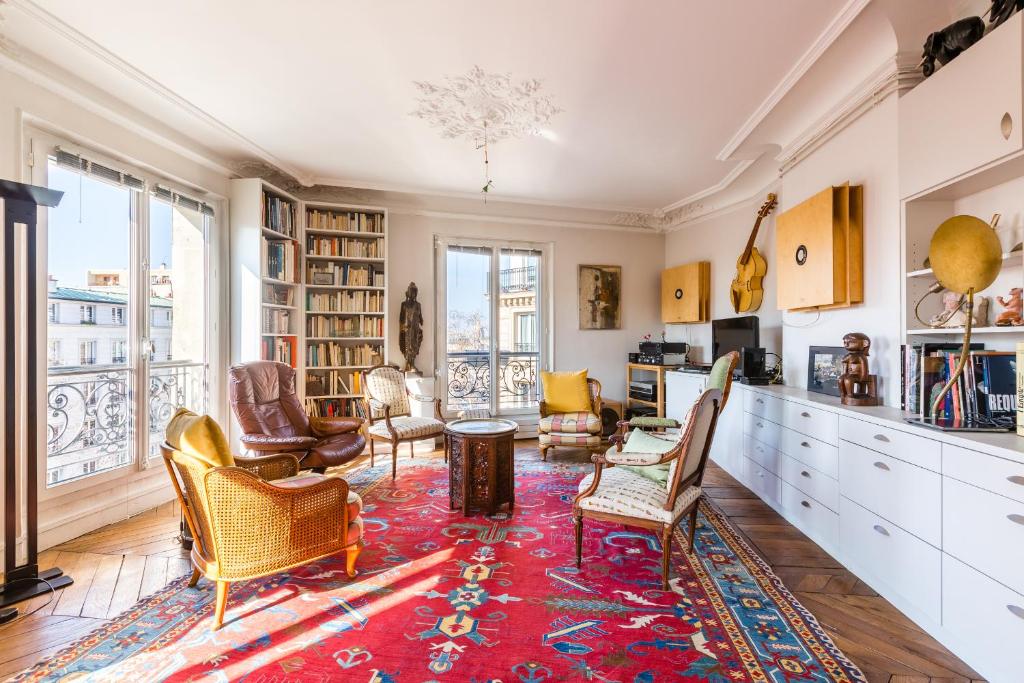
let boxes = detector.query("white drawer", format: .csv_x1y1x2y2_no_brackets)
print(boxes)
840,497,941,623
944,477,1024,596
744,435,782,476
781,455,839,511
743,411,782,451
839,416,941,472
783,401,838,446
744,390,784,423
741,456,781,507
779,428,838,479
839,441,942,547
942,554,1024,683
782,481,838,548
944,443,1024,504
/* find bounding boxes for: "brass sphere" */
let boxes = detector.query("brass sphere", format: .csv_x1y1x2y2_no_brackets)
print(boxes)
929,215,1003,294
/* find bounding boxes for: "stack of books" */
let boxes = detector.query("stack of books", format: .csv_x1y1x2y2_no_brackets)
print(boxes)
265,239,298,282
902,343,1017,423
262,191,296,237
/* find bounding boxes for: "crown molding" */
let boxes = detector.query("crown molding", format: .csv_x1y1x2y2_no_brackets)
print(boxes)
714,0,872,163
5,0,315,186
663,176,783,233
659,159,755,213
387,207,660,235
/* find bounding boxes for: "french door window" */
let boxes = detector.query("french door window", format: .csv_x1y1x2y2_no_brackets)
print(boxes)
436,238,548,416
43,148,211,486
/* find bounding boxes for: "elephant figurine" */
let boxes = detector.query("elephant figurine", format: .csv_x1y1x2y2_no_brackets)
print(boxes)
921,17,985,77
989,0,1024,29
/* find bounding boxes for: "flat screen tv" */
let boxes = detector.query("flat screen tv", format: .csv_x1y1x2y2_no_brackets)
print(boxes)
712,315,759,360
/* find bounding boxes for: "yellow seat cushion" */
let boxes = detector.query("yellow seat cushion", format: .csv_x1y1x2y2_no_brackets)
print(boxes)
541,370,591,414
165,408,234,469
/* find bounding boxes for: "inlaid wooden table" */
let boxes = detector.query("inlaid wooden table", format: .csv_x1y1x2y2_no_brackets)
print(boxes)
445,418,518,515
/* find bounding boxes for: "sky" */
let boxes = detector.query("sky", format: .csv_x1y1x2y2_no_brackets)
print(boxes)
47,163,174,289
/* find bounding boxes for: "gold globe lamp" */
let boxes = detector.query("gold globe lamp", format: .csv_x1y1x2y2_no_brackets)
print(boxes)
917,214,1003,420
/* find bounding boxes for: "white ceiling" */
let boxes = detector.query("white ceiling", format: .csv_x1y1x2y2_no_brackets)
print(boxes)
3,0,854,211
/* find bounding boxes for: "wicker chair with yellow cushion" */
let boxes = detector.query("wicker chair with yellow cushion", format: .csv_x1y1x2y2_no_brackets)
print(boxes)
573,387,722,589
162,409,364,630
538,370,603,461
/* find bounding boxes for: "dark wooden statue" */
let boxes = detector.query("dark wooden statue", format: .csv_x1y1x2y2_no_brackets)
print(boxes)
839,332,879,407
921,17,985,77
990,0,1024,29
399,282,423,374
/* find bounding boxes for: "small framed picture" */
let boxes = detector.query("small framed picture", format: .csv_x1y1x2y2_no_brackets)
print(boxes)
312,272,335,286
807,346,846,396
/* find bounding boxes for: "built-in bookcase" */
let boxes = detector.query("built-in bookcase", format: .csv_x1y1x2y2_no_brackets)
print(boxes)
230,181,389,420
303,201,387,418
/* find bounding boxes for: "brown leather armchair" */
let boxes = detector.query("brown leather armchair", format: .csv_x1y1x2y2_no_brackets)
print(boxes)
229,361,365,471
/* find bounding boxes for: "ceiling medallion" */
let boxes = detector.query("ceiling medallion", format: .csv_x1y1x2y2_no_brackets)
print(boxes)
412,65,562,200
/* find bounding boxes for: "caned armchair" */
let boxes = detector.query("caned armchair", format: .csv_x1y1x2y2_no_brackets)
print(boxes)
538,377,603,461
162,413,363,630
573,387,722,589
362,364,446,479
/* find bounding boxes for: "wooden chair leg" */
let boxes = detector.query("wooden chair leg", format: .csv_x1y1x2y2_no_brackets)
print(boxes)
391,439,399,479
345,542,362,578
187,567,201,587
369,438,375,467
688,504,700,554
574,513,584,568
213,580,229,630
540,444,549,461
661,527,672,591
409,441,415,459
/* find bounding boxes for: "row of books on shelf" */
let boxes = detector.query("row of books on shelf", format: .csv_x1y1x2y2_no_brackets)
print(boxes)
266,239,299,282
306,342,382,368
307,314,383,338
306,209,383,233
263,336,296,366
264,283,295,307
306,263,384,288
901,342,1018,421
305,369,362,397
263,309,292,334
306,236,382,258
307,290,384,313
262,191,297,238
305,397,361,418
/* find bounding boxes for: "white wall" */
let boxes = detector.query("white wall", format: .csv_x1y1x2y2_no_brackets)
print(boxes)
387,211,665,403
663,198,783,364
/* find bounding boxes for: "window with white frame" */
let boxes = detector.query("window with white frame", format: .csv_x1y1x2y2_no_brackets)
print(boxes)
111,340,127,364
48,303,59,323
80,305,96,324
79,340,97,365
111,307,124,325
47,340,62,367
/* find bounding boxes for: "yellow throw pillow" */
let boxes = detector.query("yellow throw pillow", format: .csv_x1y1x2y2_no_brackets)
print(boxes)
541,370,592,414
165,408,234,469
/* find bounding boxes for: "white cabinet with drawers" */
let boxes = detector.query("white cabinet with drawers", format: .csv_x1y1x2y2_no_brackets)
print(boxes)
715,383,1024,683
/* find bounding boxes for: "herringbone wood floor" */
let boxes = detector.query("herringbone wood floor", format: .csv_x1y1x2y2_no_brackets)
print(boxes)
0,442,983,682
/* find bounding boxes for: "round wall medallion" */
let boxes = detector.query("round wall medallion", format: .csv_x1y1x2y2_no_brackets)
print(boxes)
675,288,683,300
795,245,808,266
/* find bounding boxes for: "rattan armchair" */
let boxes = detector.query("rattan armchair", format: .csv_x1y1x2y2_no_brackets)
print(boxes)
162,444,363,630
573,387,722,589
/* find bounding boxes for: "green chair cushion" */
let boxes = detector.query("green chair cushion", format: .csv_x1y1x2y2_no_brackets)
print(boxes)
618,428,676,484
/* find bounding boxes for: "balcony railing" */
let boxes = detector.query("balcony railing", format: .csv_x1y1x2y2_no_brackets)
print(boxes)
446,351,538,410
46,361,206,486
499,266,536,293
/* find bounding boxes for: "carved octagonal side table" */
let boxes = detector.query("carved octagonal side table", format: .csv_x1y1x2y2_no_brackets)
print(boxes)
445,418,518,515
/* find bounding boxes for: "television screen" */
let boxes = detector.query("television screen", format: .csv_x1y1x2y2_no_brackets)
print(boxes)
712,316,759,360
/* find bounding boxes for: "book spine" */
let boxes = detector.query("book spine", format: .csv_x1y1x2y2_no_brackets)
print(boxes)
1017,342,1024,436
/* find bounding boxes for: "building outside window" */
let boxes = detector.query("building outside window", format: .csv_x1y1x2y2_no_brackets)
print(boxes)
80,305,95,324
111,307,124,325
48,340,62,366
48,303,59,323
79,340,97,365
111,339,127,363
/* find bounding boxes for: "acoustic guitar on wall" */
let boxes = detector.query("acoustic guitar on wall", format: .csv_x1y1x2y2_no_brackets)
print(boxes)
729,193,778,314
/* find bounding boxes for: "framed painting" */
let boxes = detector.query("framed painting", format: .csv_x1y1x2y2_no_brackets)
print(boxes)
807,346,846,396
578,264,621,330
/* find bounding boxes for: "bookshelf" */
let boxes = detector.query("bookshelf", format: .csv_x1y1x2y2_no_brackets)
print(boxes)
302,201,387,418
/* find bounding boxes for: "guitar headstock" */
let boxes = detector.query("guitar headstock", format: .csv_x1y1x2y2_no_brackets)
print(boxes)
759,193,778,218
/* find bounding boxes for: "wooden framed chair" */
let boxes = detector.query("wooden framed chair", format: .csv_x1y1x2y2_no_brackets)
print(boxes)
538,377,603,461
361,364,446,479
573,387,722,589
162,412,363,630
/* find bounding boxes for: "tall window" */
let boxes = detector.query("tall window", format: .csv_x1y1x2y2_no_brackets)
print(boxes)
79,340,97,365
48,340,62,367
111,340,127,364
111,307,124,325
80,305,95,324
48,303,59,323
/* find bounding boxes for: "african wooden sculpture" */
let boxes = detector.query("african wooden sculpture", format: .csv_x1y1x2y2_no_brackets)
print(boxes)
399,282,423,373
838,332,879,407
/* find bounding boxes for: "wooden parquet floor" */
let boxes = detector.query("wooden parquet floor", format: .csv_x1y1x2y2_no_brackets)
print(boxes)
0,442,983,682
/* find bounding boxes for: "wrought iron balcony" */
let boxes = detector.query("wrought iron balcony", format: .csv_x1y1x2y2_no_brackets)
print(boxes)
445,350,538,410
498,266,536,293
46,361,206,486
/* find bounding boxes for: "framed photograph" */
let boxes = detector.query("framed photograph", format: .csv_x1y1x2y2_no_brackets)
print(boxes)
807,346,845,396
312,272,335,286
578,264,621,330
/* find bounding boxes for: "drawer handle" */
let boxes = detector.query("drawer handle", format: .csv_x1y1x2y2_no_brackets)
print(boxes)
1009,604,1024,620
800,470,811,478
757,471,764,478
757,422,764,428
800,441,811,448
756,398,764,404
801,500,811,508
873,524,890,536
872,434,890,443
1008,475,1024,487
1008,513,1024,526
873,461,890,471
800,411,811,418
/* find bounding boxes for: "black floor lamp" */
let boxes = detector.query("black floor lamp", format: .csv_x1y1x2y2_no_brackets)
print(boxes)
0,179,73,615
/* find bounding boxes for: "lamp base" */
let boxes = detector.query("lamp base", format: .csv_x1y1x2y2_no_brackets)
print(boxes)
0,566,74,609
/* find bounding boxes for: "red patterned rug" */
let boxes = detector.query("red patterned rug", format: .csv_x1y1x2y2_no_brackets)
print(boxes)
16,461,865,682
